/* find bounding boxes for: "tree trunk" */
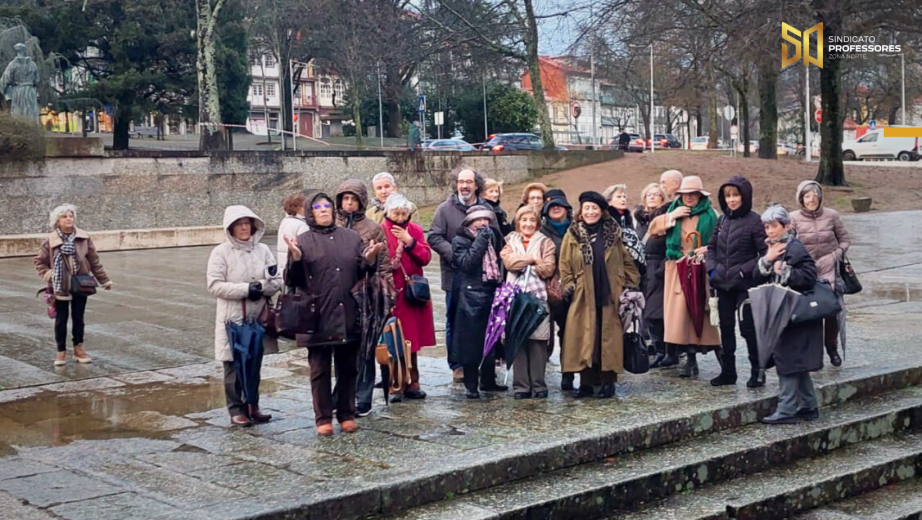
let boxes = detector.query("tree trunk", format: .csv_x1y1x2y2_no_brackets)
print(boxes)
814,0,845,186
707,63,718,149
757,59,778,159
352,79,364,147
196,0,226,151
737,83,752,157
112,102,131,151
523,0,554,148
386,99,402,138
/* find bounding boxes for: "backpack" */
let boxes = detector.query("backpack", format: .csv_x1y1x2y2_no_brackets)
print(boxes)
375,317,413,397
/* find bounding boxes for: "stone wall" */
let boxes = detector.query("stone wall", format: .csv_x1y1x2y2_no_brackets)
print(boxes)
0,150,620,255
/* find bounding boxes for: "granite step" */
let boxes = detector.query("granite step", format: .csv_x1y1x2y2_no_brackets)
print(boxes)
794,477,922,520
608,432,922,520
374,386,922,520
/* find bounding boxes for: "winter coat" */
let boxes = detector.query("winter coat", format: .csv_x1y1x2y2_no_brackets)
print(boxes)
427,194,502,290
706,176,768,293
447,226,502,366
790,181,851,286
485,199,515,237
649,211,721,348
383,218,436,353
559,217,641,373
34,228,112,301
540,217,570,265
501,231,556,341
277,214,309,279
206,206,282,362
635,205,668,320
752,236,823,375
335,180,392,273
286,191,375,347
366,199,418,224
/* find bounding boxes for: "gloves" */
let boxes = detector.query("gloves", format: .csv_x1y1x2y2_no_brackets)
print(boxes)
247,281,263,301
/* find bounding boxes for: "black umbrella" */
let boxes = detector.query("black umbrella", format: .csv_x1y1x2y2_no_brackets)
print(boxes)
748,283,800,376
226,318,265,405
502,289,549,374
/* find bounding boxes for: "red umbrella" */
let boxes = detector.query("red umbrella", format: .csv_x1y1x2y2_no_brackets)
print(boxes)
675,231,707,338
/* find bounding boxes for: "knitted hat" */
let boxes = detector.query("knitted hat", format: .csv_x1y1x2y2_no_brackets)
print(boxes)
463,205,496,226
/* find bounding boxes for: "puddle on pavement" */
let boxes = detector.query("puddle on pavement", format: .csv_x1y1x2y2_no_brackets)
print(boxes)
0,378,286,452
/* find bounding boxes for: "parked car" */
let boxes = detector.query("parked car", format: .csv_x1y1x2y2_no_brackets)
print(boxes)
841,130,920,161
485,133,544,153
420,139,436,149
777,142,797,156
737,140,760,153
652,134,682,149
130,126,159,139
609,133,646,153
690,136,710,150
423,139,475,152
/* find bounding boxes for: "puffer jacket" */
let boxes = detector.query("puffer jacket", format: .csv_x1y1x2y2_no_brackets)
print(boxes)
34,228,112,301
206,206,282,362
335,179,391,273
790,180,851,285
706,176,768,293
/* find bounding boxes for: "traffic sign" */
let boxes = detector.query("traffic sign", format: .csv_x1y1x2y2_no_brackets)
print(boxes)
815,109,822,124
730,125,738,138
869,120,877,131
814,95,822,110
434,111,444,126
417,95,426,113
570,101,581,119
723,105,735,121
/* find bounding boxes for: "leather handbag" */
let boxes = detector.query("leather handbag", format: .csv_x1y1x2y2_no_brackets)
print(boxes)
623,318,649,374
271,291,302,340
71,274,98,296
791,279,842,324
399,262,430,306
546,272,563,306
837,253,862,295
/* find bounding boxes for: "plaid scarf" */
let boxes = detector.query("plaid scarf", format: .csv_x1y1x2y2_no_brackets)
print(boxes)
53,230,76,294
468,225,501,283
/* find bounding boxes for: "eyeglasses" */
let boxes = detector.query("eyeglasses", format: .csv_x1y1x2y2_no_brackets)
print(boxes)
645,192,664,198
312,203,332,210
457,179,476,185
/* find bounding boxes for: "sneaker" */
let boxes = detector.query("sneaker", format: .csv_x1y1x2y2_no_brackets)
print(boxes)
73,344,92,364
760,413,799,425
54,352,66,367
356,403,372,417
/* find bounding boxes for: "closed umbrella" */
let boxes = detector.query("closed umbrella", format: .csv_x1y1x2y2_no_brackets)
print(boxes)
675,232,707,338
225,316,266,405
748,283,801,374
484,282,517,358
502,288,549,372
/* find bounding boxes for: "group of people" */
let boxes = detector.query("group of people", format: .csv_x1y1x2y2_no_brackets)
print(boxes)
34,165,851,436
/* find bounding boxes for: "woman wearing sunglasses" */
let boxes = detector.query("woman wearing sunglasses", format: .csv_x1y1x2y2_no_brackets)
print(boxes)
283,191,384,437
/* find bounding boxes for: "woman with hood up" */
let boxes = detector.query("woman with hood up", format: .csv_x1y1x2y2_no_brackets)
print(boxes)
705,176,768,388
790,181,851,367
207,205,282,427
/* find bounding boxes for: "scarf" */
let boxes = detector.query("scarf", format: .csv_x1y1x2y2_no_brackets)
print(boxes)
547,218,570,237
468,225,501,283
575,219,616,307
53,229,77,294
665,197,718,261
372,197,386,213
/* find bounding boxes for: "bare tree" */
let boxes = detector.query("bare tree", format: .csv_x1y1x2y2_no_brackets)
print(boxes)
195,0,227,150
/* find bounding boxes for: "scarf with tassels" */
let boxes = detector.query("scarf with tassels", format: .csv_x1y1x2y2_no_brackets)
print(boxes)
53,230,77,294
468,225,501,283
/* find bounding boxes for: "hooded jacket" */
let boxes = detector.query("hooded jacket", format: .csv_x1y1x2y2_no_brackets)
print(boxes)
790,180,851,285
706,176,768,293
428,193,503,290
206,206,282,362
286,191,375,347
335,180,391,273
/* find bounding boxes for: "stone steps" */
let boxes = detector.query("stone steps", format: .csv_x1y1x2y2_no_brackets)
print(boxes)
794,477,922,520
376,386,922,520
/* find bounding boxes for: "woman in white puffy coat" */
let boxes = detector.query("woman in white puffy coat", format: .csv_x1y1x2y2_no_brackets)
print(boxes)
207,205,282,427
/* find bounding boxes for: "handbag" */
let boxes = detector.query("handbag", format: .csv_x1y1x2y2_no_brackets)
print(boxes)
546,272,563,306
376,317,413,397
71,274,98,296
623,318,649,374
791,279,842,324
270,290,302,340
708,289,720,328
837,253,862,295
399,261,431,305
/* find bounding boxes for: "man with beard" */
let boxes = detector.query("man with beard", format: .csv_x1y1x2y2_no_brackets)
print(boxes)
428,167,502,382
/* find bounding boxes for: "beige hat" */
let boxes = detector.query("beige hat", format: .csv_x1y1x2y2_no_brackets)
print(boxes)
675,175,711,197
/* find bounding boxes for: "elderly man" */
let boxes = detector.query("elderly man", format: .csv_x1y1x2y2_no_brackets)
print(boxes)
428,167,502,381
366,172,419,223
659,169,684,200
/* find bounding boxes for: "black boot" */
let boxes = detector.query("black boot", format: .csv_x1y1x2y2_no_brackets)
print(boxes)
827,346,842,367
678,351,699,378
659,344,679,368
710,354,737,387
561,372,575,391
746,368,765,388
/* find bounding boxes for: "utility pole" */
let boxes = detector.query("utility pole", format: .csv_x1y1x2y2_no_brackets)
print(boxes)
376,60,384,148
901,52,906,125
805,63,811,162
650,44,654,155
590,5,597,146
290,58,297,151
482,74,488,141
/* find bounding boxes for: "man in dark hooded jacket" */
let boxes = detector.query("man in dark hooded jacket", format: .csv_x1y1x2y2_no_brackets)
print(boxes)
705,175,768,388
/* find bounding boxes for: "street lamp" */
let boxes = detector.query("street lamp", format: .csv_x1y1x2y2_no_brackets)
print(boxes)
376,60,384,148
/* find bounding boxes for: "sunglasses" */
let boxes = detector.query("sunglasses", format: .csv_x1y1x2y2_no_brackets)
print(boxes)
312,203,332,210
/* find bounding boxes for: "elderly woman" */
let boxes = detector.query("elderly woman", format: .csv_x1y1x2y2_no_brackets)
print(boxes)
207,206,282,427
284,191,383,436
520,182,548,211
483,178,514,236
277,193,309,278
449,205,506,399
790,181,850,367
634,183,675,368
34,204,112,367
559,192,641,398
604,184,646,277
501,205,556,399
648,176,720,378
382,193,435,401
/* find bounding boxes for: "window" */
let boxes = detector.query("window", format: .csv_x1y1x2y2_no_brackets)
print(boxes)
527,135,542,147
252,84,263,97
319,76,332,97
333,79,345,100
266,83,276,97
251,56,262,67
265,56,276,68
858,133,878,143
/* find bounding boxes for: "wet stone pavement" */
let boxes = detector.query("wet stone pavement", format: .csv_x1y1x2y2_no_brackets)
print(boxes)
0,212,918,519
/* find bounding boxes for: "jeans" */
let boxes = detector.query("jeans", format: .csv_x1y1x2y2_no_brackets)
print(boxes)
463,349,497,393
54,295,88,352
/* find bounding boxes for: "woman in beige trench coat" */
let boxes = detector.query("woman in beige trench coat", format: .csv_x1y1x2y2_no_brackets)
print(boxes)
647,176,720,378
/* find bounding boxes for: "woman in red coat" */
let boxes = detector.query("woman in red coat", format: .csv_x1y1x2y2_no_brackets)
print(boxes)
382,193,436,401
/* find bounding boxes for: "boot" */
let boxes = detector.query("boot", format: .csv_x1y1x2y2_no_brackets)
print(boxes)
561,373,575,391
746,368,765,388
247,405,272,424
659,344,679,368
649,341,667,368
709,354,737,386
827,346,842,367
678,352,699,378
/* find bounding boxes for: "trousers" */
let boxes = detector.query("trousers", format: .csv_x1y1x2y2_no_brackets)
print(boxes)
776,372,818,417
308,342,360,426
512,339,548,394
54,295,88,352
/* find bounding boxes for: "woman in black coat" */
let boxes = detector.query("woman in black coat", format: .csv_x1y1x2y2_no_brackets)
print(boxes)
705,176,768,388
634,183,674,367
753,206,823,424
449,205,507,399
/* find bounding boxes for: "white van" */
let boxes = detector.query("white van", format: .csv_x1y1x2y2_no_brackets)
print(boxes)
841,129,920,161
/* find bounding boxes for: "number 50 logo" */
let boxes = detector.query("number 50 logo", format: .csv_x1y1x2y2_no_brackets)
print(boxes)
782,22,823,69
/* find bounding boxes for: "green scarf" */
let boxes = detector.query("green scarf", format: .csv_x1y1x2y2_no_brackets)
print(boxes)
665,196,718,260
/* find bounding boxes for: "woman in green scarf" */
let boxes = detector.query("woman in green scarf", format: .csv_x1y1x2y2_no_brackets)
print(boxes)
647,176,720,378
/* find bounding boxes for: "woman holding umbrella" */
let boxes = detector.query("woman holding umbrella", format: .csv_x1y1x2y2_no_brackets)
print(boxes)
559,192,641,398
501,205,556,399
648,176,720,378
207,205,282,427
